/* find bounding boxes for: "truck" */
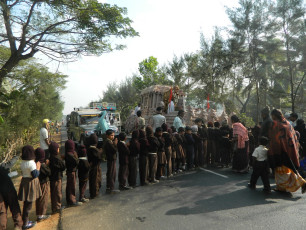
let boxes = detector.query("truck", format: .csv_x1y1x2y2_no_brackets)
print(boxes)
68,103,121,144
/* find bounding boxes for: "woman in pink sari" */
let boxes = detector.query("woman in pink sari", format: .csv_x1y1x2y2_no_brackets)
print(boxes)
231,115,249,173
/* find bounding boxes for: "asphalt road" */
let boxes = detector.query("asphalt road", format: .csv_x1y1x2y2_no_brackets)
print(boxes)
60,128,306,230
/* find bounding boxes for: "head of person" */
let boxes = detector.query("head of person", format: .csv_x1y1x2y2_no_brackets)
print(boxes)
21,145,35,161
167,128,173,134
185,126,192,134
77,145,87,157
289,112,298,122
155,127,162,137
161,123,168,132
178,110,185,118
139,129,146,139
231,115,240,124
138,103,141,107
271,109,284,122
106,129,115,140
118,132,127,142
178,127,185,134
259,136,269,146
261,107,270,120
207,121,214,128
191,125,198,134
89,133,98,146
35,147,45,163
42,118,49,128
49,142,60,156
65,139,75,153
296,119,305,127
136,110,142,117
146,126,154,137
156,107,162,114
214,121,220,128
132,130,139,139
171,126,177,133
195,118,203,126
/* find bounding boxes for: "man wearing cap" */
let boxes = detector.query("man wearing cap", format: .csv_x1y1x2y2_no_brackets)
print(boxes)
152,107,166,132
40,119,50,159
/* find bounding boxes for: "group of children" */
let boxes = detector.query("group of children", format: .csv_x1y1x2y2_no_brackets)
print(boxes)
0,116,274,230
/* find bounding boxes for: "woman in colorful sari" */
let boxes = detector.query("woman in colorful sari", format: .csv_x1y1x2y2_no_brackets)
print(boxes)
268,109,306,193
231,115,249,173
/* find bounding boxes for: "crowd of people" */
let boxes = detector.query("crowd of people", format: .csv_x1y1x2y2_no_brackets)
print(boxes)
0,107,305,230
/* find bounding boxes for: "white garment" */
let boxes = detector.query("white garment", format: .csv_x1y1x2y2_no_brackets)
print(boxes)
152,114,166,132
252,145,268,162
134,106,141,115
20,160,37,178
168,101,175,113
173,116,185,132
40,127,49,150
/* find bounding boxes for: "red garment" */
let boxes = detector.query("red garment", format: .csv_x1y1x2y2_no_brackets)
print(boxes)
268,118,300,167
232,122,249,149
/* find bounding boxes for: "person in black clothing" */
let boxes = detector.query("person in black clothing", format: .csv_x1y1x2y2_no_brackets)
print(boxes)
49,142,66,214
295,119,306,158
35,148,51,222
185,126,195,170
65,140,81,206
195,118,207,167
191,125,199,168
220,131,232,167
117,132,130,190
213,122,222,166
260,107,273,139
104,129,119,194
87,134,103,199
128,130,140,188
207,122,215,166
77,145,90,202
146,126,160,183
139,129,150,185
162,123,173,177
0,157,23,230
155,127,166,180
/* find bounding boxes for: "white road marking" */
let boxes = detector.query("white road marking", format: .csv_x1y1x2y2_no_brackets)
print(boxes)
199,167,229,178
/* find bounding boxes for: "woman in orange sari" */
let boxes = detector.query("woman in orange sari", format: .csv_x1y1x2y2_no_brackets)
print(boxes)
268,109,306,193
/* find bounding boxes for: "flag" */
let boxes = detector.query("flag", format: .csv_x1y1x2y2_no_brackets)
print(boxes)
207,94,210,111
169,88,173,103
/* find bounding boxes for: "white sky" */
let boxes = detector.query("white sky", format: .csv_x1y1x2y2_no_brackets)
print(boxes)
50,0,239,115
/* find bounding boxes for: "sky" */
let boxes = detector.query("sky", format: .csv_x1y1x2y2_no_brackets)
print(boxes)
49,0,239,115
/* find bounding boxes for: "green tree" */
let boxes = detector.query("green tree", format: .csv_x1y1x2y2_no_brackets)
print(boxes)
0,0,138,88
133,56,171,92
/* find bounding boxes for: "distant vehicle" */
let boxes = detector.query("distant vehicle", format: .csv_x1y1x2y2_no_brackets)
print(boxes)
68,107,121,144
68,108,101,144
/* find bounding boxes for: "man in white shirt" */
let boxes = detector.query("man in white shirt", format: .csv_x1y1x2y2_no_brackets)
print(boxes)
40,119,50,159
173,110,185,132
152,107,166,132
134,103,141,115
248,137,271,193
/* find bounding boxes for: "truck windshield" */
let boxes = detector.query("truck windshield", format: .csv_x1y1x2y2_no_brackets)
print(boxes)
80,115,99,125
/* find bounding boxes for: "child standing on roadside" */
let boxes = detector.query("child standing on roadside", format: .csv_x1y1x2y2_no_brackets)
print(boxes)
49,142,66,214
18,145,42,229
65,140,82,206
35,148,51,222
117,132,130,190
105,129,119,194
248,137,271,193
77,145,90,202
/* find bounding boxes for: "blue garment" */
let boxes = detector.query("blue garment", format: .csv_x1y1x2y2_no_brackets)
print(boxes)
173,116,185,132
95,111,109,134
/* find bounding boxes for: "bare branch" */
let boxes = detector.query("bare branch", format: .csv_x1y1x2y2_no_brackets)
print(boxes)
1,1,17,53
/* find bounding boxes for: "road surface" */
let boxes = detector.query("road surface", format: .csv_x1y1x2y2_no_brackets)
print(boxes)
60,127,306,230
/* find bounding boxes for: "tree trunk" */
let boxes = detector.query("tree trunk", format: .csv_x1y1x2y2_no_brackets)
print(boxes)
0,54,20,88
